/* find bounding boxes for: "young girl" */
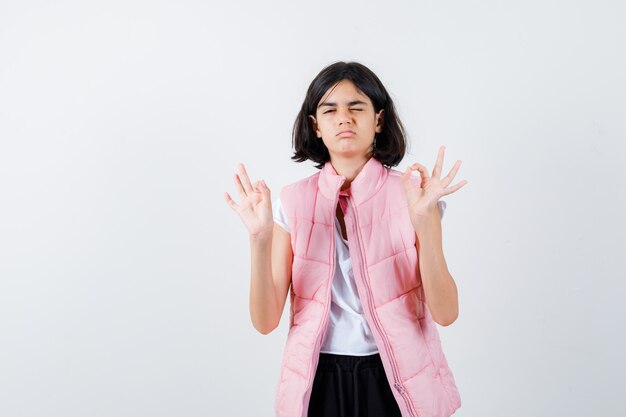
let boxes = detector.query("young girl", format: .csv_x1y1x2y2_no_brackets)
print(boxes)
225,62,466,417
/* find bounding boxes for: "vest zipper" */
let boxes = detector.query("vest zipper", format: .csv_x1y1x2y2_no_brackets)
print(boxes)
347,196,419,417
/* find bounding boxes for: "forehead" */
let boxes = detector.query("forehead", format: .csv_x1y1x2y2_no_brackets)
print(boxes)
318,79,372,105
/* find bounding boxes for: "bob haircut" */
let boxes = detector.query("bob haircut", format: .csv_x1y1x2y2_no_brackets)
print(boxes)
292,61,407,169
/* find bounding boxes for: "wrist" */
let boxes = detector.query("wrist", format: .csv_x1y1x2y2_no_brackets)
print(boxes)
411,208,441,234
249,229,273,243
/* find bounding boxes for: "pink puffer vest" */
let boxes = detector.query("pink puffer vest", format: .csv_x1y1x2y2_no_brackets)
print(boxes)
276,157,461,417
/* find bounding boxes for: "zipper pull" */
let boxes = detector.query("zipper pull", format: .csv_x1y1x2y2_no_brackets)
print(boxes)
394,382,406,394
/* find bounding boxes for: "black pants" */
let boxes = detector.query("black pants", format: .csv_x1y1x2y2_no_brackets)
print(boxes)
307,353,403,417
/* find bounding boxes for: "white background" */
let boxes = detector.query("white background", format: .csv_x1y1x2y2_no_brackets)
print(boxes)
1,1,625,416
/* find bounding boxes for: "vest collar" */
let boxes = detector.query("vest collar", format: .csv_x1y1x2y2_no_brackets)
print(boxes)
318,157,388,205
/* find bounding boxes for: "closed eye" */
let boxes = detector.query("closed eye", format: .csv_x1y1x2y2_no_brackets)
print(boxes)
322,107,364,114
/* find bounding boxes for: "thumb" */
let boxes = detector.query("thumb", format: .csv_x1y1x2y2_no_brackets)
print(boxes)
401,167,416,193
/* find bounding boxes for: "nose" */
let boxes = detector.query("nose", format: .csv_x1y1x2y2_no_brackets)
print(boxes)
336,107,353,125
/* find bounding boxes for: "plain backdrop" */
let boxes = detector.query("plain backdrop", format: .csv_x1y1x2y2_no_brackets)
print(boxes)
1,1,625,416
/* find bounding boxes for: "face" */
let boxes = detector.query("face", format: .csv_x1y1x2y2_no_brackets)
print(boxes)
310,79,384,162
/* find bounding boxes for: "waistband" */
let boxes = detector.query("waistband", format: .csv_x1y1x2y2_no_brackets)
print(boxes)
316,352,384,372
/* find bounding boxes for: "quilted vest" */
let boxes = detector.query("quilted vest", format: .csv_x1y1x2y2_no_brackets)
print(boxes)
276,156,461,417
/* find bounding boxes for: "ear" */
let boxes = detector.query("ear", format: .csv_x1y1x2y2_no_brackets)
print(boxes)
309,115,322,138
375,109,385,133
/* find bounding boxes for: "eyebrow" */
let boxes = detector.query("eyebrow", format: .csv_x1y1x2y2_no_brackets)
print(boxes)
318,100,369,108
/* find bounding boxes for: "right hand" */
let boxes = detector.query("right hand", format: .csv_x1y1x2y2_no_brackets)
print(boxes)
224,163,274,239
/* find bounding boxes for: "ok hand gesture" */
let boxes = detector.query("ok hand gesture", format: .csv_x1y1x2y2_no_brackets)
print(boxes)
402,146,468,224
224,163,274,239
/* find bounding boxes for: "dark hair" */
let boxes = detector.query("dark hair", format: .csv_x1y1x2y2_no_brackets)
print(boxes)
292,61,407,169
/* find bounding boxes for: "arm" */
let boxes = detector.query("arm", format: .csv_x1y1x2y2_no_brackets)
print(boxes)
401,145,468,327
249,224,292,334
224,163,292,335
414,206,458,326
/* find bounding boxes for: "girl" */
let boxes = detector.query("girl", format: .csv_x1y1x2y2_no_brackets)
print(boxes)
224,62,467,417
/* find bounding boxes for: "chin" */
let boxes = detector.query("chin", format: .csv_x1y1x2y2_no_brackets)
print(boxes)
332,148,371,159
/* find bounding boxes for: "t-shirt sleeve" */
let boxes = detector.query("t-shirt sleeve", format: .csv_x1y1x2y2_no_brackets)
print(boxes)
438,200,447,219
273,197,290,232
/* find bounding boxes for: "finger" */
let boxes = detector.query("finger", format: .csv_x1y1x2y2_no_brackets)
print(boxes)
410,163,431,186
259,179,272,202
401,166,414,192
441,160,462,187
238,163,254,194
402,163,429,192
224,192,239,211
441,179,468,196
402,165,421,189
432,145,445,179
233,173,248,199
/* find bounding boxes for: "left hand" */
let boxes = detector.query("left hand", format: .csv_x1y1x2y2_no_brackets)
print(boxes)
402,145,468,222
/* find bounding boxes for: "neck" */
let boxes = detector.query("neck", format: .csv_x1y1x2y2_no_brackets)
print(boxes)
329,155,371,190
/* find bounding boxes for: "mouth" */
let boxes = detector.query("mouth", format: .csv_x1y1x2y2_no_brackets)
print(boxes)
337,130,356,137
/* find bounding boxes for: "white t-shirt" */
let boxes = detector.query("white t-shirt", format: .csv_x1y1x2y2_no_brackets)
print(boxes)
273,197,446,356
